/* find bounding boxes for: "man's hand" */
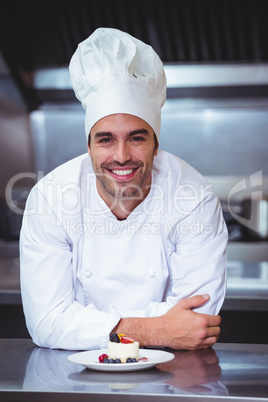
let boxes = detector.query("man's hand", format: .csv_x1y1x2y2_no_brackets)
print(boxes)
158,294,221,350
113,294,221,351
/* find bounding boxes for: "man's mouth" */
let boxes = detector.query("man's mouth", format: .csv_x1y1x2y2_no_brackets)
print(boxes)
106,167,139,180
111,169,134,176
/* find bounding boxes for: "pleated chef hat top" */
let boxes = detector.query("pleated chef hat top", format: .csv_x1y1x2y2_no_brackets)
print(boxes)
69,27,167,140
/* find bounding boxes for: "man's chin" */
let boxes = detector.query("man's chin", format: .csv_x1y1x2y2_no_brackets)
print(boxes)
108,186,143,199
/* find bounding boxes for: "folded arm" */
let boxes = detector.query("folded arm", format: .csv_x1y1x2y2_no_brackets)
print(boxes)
113,294,222,350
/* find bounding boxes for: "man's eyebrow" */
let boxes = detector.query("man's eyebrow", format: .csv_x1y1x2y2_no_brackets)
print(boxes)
93,129,150,139
93,132,113,139
128,129,150,136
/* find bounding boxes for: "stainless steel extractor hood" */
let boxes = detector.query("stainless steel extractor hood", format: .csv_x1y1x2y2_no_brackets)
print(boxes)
0,0,268,110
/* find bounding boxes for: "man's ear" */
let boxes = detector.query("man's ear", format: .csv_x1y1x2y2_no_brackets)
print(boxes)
153,132,158,157
154,138,159,157
87,134,91,156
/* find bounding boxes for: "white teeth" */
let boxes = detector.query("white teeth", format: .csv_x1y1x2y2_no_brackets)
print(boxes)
112,169,134,176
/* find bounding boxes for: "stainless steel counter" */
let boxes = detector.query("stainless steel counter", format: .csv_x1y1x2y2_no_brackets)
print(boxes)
0,339,268,401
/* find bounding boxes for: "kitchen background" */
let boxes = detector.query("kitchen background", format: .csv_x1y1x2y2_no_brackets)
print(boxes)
0,0,267,341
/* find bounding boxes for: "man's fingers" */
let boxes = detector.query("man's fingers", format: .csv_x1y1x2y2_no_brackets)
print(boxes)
203,336,219,348
165,297,222,350
207,314,221,327
182,294,210,310
206,325,221,338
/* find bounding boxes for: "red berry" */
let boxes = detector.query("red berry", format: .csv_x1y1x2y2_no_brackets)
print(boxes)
98,353,108,363
120,336,134,344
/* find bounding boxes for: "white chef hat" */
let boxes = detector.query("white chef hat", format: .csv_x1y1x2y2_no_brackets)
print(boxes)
69,27,167,141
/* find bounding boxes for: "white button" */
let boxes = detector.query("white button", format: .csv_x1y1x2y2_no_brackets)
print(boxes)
86,270,92,278
150,271,156,278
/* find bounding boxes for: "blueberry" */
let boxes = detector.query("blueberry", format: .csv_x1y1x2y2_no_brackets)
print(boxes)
131,358,137,362
110,333,120,343
103,358,109,363
126,358,132,363
114,358,121,363
108,359,115,363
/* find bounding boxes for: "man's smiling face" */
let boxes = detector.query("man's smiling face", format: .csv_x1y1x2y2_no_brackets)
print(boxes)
88,113,158,206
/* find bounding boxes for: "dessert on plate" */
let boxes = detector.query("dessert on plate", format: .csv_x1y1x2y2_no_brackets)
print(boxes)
99,333,139,363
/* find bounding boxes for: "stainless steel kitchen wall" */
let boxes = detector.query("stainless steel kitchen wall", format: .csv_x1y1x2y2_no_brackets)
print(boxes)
29,99,268,179
160,99,268,177
0,54,34,199
0,54,34,240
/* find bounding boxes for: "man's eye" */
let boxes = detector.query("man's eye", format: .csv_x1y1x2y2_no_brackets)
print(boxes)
131,136,144,142
99,138,111,143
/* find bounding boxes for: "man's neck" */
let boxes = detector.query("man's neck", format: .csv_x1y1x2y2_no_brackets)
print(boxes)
96,181,152,221
109,198,146,220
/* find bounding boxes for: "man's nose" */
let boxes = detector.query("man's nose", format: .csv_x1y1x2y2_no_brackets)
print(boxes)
113,142,131,164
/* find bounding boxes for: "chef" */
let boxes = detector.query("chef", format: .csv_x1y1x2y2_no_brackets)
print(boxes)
20,28,228,351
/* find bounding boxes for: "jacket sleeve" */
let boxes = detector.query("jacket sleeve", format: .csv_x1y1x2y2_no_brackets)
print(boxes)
165,190,228,315
20,187,121,350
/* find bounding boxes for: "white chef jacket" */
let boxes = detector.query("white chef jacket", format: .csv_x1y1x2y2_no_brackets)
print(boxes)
20,150,228,350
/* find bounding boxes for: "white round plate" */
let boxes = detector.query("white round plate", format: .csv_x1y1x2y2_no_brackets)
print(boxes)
68,349,175,372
